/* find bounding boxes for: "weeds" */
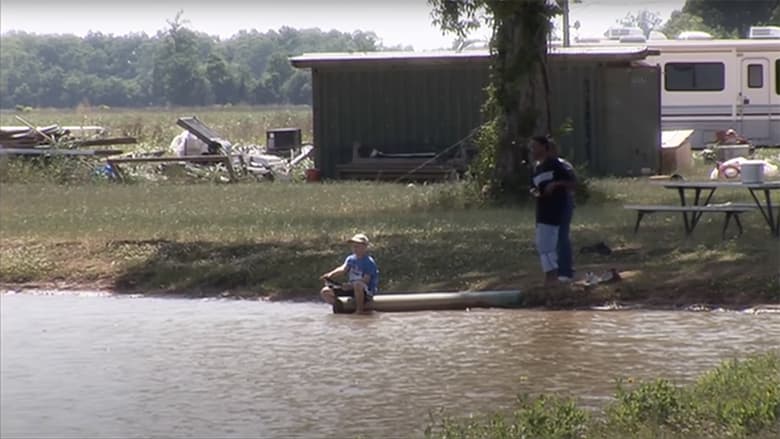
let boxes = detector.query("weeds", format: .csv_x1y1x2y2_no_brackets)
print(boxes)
0,105,312,147
425,353,780,439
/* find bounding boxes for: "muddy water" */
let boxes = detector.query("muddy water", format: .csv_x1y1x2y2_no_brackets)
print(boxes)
2,293,778,438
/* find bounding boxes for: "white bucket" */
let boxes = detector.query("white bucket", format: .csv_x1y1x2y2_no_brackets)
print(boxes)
740,160,765,184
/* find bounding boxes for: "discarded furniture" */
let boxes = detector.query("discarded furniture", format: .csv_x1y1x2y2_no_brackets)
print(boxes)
106,155,242,182
333,290,523,314
0,123,122,149
176,116,232,155
335,142,467,182
266,128,302,155
336,163,459,182
175,116,238,177
623,204,754,239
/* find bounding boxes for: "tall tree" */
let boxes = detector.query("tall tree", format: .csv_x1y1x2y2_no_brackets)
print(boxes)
682,0,779,37
661,10,723,39
153,11,209,106
429,0,559,199
618,10,663,38
205,53,236,104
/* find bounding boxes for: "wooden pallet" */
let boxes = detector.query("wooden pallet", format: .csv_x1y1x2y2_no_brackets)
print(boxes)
107,155,242,182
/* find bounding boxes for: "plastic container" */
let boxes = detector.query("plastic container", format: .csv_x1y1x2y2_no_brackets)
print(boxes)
740,160,765,184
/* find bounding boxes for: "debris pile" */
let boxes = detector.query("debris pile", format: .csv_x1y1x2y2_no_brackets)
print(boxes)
0,116,135,157
108,115,314,183
0,125,75,148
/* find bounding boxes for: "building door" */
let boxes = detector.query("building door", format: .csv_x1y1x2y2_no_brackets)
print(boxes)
739,58,771,142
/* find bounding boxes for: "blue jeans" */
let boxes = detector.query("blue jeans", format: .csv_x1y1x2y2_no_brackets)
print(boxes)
558,194,575,278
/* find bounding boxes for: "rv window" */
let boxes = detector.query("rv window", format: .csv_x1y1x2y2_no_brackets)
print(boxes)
665,62,725,92
747,64,763,88
776,59,780,95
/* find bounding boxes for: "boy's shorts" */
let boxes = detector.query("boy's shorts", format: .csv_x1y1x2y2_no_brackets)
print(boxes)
331,282,374,302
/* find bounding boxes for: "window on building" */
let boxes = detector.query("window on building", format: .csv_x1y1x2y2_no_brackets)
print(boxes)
747,64,763,88
665,62,725,91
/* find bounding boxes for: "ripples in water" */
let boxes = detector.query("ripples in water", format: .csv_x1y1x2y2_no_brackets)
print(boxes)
2,294,778,438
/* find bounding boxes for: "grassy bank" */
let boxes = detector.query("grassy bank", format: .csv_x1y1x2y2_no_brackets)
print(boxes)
0,105,313,148
0,176,778,305
425,353,780,439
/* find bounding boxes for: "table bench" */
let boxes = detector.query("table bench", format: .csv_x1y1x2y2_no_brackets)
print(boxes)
624,204,756,239
658,181,780,237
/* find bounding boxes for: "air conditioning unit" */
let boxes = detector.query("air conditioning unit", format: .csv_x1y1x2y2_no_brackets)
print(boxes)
648,30,668,40
605,26,643,40
677,31,714,40
575,36,603,44
620,35,647,43
749,26,780,39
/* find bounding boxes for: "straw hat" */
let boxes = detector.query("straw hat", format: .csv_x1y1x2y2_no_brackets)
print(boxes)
347,233,370,246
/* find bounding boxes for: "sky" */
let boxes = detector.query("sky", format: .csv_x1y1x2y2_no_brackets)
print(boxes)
1,0,685,51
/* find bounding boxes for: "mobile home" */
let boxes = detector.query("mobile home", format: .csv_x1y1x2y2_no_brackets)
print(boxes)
576,26,780,147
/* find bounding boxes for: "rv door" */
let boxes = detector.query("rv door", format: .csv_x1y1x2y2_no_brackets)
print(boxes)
739,58,771,143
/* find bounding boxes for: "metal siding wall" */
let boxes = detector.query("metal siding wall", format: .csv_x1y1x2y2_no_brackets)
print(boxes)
601,66,661,175
314,64,489,178
311,58,658,178
547,61,600,170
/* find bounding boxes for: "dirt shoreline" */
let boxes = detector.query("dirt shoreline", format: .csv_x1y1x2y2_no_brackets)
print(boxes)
3,278,779,312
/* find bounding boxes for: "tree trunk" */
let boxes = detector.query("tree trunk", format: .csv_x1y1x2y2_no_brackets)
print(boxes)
485,0,552,197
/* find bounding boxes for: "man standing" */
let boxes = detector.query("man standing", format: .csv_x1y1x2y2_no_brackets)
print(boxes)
528,136,576,286
556,156,577,283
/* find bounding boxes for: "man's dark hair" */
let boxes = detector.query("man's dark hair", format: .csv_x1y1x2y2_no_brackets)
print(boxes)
530,135,554,150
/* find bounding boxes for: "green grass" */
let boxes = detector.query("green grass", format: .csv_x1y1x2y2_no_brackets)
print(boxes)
0,178,778,302
425,353,780,439
0,105,313,150
1,107,779,300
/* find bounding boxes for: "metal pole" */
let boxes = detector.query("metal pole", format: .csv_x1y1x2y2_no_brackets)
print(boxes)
562,0,571,47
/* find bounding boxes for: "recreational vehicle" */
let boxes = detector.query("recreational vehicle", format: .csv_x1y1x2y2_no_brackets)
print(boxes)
576,26,780,147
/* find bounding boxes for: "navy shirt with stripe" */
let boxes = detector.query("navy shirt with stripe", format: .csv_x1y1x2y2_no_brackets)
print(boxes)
531,158,575,226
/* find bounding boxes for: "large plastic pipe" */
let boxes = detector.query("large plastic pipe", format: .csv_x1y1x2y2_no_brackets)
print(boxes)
333,290,523,313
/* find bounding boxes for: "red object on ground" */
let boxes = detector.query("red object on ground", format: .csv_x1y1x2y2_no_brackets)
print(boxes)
305,168,321,182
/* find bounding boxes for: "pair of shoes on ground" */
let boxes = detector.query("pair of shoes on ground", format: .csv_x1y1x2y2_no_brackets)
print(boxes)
583,269,622,286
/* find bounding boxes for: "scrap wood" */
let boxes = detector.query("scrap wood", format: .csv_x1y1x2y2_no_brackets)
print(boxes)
176,116,231,153
289,144,314,167
15,115,56,144
0,148,122,157
69,137,137,147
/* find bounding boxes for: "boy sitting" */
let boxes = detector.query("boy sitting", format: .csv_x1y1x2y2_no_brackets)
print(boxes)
320,233,379,313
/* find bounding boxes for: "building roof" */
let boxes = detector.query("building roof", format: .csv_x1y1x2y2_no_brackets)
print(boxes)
290,46,659,68
572,38,780,52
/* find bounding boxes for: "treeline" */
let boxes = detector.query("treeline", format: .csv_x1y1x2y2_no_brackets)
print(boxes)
662,0,780,39
0,16,408,109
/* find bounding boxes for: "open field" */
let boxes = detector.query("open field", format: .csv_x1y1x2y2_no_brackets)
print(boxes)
0,106,313,149
1,177,778,305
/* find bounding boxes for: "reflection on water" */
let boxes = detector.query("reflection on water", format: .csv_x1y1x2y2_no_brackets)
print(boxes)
2,294,778,438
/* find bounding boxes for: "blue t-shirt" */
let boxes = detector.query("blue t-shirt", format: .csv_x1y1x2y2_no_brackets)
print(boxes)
345,254,379,294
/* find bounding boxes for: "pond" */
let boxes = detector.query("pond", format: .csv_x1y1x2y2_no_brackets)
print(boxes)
2,293,778,438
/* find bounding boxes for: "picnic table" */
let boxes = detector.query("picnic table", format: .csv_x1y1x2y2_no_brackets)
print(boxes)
659,181,780,237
